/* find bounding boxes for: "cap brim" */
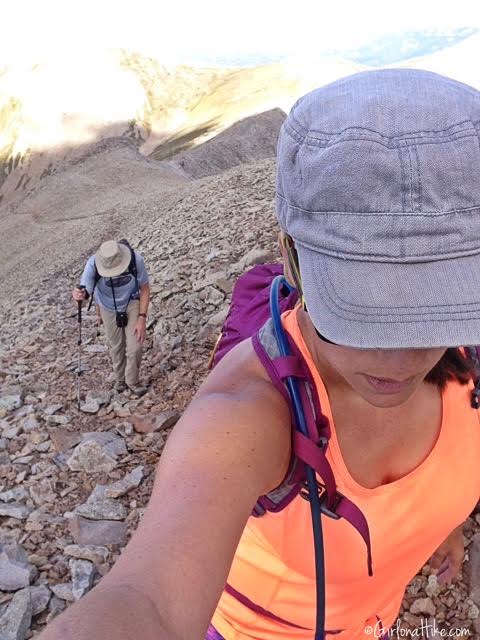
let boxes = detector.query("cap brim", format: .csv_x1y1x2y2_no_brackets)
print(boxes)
297,244,480,348
95,244,131,278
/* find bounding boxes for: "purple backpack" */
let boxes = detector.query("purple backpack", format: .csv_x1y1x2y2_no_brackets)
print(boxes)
209,263,373,638
210,262,371,545
210,263,298,367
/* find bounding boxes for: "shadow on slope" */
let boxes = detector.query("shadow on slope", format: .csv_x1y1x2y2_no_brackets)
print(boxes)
157,109,286,179
0,125,186,218
149,122,217,161
143,57,366,159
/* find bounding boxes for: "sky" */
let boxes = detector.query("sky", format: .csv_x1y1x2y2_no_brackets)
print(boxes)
2,0,480,64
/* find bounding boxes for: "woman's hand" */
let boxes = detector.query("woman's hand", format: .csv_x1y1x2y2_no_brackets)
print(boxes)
429,525,464,585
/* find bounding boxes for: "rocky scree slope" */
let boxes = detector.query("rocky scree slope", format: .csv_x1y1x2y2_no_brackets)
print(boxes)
0,160,480,638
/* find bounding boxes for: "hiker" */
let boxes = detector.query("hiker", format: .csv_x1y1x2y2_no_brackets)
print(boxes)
43,69,480,640
72,239,150,396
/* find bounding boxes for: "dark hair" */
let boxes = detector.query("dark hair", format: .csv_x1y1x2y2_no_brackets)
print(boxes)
425,348,475,391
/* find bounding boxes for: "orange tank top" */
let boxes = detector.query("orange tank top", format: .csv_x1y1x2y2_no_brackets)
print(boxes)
212,307,480,639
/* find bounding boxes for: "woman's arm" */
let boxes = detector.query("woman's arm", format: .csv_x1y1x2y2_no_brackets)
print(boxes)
38,583,174,640
39,343,291,640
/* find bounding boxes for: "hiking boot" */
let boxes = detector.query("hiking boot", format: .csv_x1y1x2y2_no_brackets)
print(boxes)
115,381,127,393
127,384,148,397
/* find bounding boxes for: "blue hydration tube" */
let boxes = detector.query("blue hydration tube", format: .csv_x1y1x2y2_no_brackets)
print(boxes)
270,275,326,640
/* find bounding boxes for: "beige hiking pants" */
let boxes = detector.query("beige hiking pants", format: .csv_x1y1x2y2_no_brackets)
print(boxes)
99,300,142,386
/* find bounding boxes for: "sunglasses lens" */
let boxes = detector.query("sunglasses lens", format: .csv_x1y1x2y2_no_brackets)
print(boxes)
314,327,337,345
303,301,337,345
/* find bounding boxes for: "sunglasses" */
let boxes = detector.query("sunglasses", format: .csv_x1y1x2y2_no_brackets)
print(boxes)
303,302,338,345
314,326,337,345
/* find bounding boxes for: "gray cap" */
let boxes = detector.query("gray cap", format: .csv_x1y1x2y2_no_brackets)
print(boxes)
276,68,480,348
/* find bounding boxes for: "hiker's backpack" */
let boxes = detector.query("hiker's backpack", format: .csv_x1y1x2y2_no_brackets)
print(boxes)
87,239,138,312
208,262,480,640
209,263,372,639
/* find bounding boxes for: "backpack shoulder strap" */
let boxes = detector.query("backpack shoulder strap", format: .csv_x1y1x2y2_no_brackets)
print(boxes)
119,239,138,281
128,247,138,280
87,260,102,312
253,318,338,511
255,317,331,445
117,240,139,312
251,319,305,514
253,286,373,576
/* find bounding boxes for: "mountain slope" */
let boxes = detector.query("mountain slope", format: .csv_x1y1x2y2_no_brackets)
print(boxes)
0,51,364,211
157,108,286,178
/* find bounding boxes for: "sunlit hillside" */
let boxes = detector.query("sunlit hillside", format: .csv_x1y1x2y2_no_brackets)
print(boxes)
146,56,365,159
0,49,364,210
1,32,479,217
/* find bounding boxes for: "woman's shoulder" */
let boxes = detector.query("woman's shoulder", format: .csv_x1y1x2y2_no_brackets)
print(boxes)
200,337,286,405
193,337,292,492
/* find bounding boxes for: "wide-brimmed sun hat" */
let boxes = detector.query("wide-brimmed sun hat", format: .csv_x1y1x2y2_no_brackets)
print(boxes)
95,240,130,277
276,68,480,348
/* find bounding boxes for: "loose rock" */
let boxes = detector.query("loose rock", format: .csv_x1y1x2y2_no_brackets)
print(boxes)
28,585,51,616
66,441,117,474
46,415,70,426
20,416,40,433
103,466,144,498
68,516,128,546
74,498,127,521
79,399,100,414
0,588,32,640
425,574,440,598
233,247,272,272
70,559,95,600
410,597,436,616
0,488,29,503
48,428,81,453
48,595,66,618
0,544,36,591
81,432,127,458
132,411,178,434
0,393,24,416
50,583,75,602
467,532,480,605
63,544,109,565
29,478,57,506
43,404,63,416
0,503,32,520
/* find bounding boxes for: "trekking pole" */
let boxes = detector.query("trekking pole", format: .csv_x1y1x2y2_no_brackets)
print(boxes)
76,285,86,409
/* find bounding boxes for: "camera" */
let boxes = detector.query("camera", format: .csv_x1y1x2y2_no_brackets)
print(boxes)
116,311,129,328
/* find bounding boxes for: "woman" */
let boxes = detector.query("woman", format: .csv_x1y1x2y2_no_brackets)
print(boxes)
41,69,480,639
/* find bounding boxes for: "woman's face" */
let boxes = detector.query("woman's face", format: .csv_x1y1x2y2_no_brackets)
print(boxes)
301,313,446,408
280,234,448,408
